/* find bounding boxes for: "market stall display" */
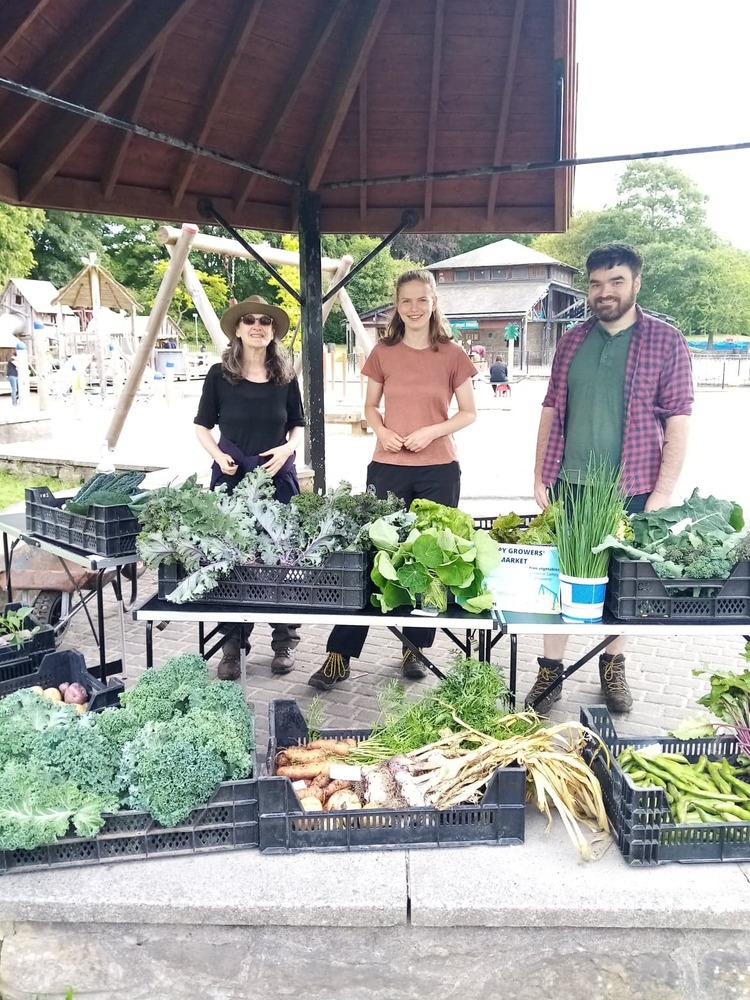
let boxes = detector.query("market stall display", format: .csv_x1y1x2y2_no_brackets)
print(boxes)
260,658,608,857
594,489,750,620
135,470,406,609
25,471,146,557
0,652,258,875
582,705,750,865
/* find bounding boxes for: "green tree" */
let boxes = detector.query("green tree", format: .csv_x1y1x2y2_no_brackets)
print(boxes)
30,211,109,286
0,204,47,284
266,234,302,340
101,217,165,296
141,262,230,335
616,161,714,246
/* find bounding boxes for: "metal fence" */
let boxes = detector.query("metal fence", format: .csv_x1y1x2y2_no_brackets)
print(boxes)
691,354,750,388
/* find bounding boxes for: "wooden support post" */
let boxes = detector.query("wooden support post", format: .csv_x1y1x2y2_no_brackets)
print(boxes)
103,224,197,456
299,190,326,492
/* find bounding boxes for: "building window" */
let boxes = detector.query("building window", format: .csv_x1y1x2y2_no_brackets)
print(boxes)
455,269,471,282
436,270,453,283
14,294,23,305
492,268,509,280
512,266,529,279
473,268,488,281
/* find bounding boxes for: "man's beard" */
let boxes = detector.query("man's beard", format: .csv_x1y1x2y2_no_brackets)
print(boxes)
590,289,636,323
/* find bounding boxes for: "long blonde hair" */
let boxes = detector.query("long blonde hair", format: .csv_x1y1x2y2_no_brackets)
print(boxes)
221,323,295,385
380,269,452,351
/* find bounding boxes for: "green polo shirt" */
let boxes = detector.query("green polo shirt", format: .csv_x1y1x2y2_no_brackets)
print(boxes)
560,321,634,482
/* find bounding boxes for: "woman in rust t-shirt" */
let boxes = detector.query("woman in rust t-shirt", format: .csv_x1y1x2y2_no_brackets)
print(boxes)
308,269,477,691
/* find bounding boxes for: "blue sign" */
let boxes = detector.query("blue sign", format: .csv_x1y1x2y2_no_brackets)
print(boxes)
450,320,479,331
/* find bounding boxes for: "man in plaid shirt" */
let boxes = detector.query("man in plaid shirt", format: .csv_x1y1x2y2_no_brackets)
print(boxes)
526,243,693,714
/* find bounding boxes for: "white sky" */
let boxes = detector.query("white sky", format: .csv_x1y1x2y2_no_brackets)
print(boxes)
573,0,750,248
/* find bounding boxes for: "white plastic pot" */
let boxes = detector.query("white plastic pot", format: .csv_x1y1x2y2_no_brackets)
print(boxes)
558,573,608,623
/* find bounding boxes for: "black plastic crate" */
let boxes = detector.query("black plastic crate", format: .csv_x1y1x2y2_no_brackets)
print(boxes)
0,779,259,875
25,486,141,557
606,556,750,621
581,705,750,865
0,604,56,685
158,551,370,609
0,648,123,711
259,699,526,853
472,514,535,532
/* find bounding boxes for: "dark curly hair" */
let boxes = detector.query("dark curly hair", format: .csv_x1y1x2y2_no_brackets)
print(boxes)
586,243,643,278
221,324,295,385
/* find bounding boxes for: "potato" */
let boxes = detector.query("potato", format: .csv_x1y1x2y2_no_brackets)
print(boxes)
59,682,70,695
299,796,323,813
63,682,88,705
30,686,44,696
325,790,362,811
42,687,62,702
74,703,88,714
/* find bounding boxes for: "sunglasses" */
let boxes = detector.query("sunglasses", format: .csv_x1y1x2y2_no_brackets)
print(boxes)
239,314,273,327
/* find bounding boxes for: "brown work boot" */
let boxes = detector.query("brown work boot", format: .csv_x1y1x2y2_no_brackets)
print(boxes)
217,637,241,681
307,652,350,692
599,653,633,713
271,647,295,675
401,647,427,679
524,657,564,714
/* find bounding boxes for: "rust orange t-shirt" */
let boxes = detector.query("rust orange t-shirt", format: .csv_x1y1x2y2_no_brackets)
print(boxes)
361,340,476,466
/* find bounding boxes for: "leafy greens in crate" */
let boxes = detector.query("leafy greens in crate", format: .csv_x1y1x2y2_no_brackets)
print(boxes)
0,653,255,850
134,469,409,603
593,489,747,580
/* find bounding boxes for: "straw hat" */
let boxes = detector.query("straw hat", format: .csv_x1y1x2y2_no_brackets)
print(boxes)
219,295,290,339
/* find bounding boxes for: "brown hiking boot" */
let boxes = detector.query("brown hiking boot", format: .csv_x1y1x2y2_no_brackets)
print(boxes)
307,652,350,691
271,647,295,675
524,657,564,714
599,653,633,713
217,637,241,681
401,647,427,679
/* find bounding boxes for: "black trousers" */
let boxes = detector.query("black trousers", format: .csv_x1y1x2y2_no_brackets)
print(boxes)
327,461,461,659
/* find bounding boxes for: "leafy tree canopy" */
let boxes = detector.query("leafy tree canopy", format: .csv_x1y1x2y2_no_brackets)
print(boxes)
30,211,109,286
0,204,46,285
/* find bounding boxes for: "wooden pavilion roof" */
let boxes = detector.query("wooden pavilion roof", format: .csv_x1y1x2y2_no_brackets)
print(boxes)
0,0,576,235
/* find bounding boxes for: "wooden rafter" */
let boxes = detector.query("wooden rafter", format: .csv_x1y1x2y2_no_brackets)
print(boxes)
0,0,54,61
0,0,138,156
101,53,161,198
305,0,391,192
232,0,347,213
485,0,525,220
171,0,263,208
17,0,197,203
423,0,445,223
358,71,368,221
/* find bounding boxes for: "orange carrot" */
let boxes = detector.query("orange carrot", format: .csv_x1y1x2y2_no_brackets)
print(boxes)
277,761,330,780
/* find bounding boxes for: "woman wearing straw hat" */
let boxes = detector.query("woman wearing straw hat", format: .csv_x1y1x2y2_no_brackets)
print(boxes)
194,295,306,679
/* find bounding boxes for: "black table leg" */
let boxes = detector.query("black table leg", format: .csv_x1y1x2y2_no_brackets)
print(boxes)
529,635,616,711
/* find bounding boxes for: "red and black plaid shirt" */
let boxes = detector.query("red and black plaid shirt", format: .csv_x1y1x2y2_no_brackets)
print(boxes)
541,306,694,495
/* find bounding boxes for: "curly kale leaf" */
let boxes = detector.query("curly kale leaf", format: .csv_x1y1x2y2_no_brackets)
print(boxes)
0,760,112,850
117,653,209,723
120,720,226,827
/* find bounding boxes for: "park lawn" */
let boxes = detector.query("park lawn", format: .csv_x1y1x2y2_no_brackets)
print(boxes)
0,470,82,512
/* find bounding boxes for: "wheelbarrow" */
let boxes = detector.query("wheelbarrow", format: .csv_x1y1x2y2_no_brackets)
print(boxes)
0,540,142,659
